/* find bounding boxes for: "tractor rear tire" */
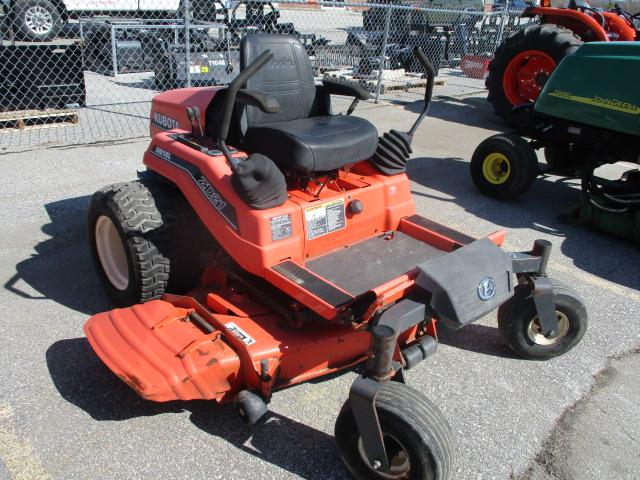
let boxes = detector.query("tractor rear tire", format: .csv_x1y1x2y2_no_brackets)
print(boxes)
486,24,583,124
88,173,213,306
335,381,454,480
497,278,588,360
470,133,539,200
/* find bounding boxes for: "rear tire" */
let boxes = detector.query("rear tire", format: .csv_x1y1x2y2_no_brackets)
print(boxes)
88,174,213,306
486,24,583,124
497,278,588,360
335,382,454,480
470,133,539,200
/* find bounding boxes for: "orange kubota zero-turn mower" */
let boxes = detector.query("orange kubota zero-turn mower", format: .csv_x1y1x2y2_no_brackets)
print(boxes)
85,34,588,479
487,0,638,123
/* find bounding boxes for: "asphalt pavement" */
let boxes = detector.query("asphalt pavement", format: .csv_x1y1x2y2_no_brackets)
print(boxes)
0,94,639,480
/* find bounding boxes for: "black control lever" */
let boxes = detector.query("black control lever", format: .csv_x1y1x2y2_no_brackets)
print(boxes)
407,47,436,139
218,50,273,171
186,106,205,139
186,107,197,137
371,47,436,175
192,106,204,138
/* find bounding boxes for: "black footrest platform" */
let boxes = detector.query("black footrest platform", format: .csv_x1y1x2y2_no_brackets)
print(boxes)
272,261,354,308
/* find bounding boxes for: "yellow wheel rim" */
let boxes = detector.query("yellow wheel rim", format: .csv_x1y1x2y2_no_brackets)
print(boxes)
482,152,511,185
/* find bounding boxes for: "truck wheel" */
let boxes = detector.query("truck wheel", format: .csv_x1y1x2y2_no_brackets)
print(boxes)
486,24,582,124
88,175,213,306
335,382,454,480
470,133,539,200
12,0,61,41
497,279,588,360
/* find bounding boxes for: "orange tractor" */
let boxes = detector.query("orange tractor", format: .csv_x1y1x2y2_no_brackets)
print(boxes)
83,34,589,479
486,0,639,123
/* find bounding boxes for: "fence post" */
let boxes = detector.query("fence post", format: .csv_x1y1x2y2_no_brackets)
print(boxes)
374,6,392,103
183,0,192,87
495,3,510,48
110,24,118,77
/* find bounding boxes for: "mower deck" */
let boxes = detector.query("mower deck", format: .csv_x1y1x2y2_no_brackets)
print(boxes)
85,293,371,403
85,213,493,404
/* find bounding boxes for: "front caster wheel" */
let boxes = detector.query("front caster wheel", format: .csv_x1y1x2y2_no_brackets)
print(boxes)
335,382,454,480
497,279,588,360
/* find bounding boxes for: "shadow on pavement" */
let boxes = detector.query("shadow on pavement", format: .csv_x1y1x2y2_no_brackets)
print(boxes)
392,94,506,131
407,156,640,291
47,338,345,480
4,196,112,315
438,324,516,359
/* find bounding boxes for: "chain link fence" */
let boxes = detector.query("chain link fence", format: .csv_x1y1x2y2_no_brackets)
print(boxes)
0,0,531,152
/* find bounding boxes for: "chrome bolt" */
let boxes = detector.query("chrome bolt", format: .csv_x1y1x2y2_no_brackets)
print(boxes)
372,460,382,470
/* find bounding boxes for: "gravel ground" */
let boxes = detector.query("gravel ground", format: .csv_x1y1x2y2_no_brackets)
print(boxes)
0,94,638,480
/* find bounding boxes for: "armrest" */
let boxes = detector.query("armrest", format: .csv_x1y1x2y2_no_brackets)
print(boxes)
321,77,371,101
236,89,280,114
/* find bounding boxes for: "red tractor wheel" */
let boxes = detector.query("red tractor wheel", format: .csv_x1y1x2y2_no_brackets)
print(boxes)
502,50,556,106
486,24,583,124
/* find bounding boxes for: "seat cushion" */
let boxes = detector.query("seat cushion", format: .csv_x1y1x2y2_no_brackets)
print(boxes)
244,115,378,173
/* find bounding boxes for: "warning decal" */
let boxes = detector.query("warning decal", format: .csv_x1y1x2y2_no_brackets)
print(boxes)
270,214,293,241
225,322,256,346
304,198,346,240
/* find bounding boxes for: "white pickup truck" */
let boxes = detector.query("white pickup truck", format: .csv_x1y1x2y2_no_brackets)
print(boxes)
3,0,231,41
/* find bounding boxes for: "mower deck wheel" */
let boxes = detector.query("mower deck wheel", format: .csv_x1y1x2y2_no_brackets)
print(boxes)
335,381,453,480
471,133,539,200
233,390,268,426
497,278,588,360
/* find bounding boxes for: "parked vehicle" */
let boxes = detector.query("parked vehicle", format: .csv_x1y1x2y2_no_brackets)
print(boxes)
473,42,640,241
486,0,639,123
83,34,587,480
2,0,233,41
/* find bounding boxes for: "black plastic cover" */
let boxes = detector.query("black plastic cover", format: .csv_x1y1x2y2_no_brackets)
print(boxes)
415,238,514,328
231,153,288,210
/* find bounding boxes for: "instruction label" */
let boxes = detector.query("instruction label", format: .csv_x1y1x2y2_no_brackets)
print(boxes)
270,214,293,241
304,198,346,240
225,322,256,346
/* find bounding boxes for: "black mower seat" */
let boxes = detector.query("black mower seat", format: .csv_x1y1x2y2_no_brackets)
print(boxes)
244,115,377,173
239,33,378,173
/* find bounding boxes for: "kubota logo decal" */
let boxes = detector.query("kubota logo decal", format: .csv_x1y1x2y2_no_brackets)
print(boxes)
151,112,180,130
548,90,640,115
268,56,295,69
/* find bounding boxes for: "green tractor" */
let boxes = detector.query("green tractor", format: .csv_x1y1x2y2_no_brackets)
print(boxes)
471,42,640,241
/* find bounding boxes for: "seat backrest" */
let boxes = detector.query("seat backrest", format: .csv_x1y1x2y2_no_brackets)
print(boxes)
240,33,316,127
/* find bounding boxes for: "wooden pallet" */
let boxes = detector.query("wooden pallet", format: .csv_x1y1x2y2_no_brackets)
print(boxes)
324,70,445,94
0,109,79,130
